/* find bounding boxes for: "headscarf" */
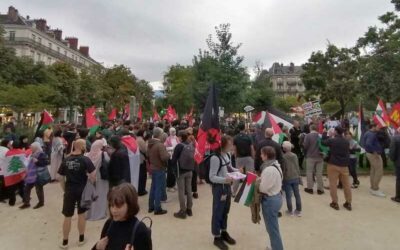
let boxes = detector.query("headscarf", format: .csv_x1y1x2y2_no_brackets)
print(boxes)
86,139,105,169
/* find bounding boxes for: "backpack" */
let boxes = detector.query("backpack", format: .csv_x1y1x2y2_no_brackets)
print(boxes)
200,153,229,184
178,143,195,171
99,151,109,180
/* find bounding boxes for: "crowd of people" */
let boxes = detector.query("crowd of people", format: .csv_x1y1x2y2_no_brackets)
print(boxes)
0,114,399,250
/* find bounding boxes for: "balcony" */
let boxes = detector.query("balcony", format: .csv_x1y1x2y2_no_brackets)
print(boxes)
4,37,90,68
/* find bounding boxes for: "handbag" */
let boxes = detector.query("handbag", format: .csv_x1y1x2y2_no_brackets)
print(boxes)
99,152,109,180
36,166,51,186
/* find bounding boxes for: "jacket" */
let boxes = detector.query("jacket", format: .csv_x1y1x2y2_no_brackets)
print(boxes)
303,131,322,159
322,134,350,167
250,178,262,224
255,138,283,172
362,130,384,154
147,138,170,171
389,134,400,167
283,152,300,180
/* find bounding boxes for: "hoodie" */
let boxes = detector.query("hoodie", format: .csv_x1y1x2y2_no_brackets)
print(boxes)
147,138,170,171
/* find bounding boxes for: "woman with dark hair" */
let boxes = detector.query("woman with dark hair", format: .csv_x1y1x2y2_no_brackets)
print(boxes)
50,129,64,181
19,135,29,150
108,136,131,188
93,183,152,250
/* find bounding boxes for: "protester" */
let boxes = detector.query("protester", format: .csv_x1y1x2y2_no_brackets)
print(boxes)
0,139,10,202
5,141,25,206
136,129,148,196
362,123,385,197
50,129,65,181
255,128,283,174
322,127,352,211
187,127,200,197
148,127,170,215
86,139,109,221
303,124,324,195
289,120,304,169
171,130,195,219
389,127,400,203
19,142,49,209
259,146,284,250
78,128,91,153
345,131,361,188
58,139,96,249
108,135,131,189
19,135,29,150
165,127,180,192
93,183,152,250
209,135,236,250
282,141,302,217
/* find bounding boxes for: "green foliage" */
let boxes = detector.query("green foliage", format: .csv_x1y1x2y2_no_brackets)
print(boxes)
274,96,300,113
321,100,341,114
246,66,275,111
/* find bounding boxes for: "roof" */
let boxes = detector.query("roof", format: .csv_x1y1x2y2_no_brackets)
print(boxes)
0,14,26,25
269,62,304,75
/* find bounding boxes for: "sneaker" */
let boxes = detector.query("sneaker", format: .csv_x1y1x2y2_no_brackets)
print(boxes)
351,184,359,189
154,209,168,215
304,188,314,194
213,237,228,250
193,193,199,199
294,210,302,217
78,239,86,246
19,203,31,209
285,210,294,216
59,240,68,249
148,209,154,213
186,209,193,217
343,202,352,211
173,210,187,219
161,198,170,203
221,231,236,245
139,191,148,196
370,189,386,197
167,188,176,193
391,197,400,203
317,190,324,195
33,203,44,209
330,202,339,210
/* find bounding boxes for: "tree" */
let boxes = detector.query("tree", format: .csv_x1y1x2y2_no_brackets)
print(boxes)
356,0,400,102
246,64,275,111
192,23,250,113
301,44,359,116
274,96,300,113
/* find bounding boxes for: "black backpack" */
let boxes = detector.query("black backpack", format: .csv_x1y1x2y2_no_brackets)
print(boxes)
178,143,195,171
200,153,229,184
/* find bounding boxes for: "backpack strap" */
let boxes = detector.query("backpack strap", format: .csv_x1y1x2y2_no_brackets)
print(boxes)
271,163,283,180
130,217,152,245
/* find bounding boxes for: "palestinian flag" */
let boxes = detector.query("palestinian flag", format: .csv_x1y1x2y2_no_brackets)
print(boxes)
356,104,367,143
195,84,220,164
121,136,140,190
137,105,143,122
2,149,28,187
234,172,258,206
85,106,101,135
253,111,266,126
373,99,390,128
108,108,117,120
34,110,54,138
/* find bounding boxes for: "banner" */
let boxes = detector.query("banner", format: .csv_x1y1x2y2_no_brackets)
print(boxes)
302,100,322,118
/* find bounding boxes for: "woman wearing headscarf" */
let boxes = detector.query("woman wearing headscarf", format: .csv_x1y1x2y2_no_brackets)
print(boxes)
19,142,49,209
86,139,109,221
50,129,64,181
165,127,180,191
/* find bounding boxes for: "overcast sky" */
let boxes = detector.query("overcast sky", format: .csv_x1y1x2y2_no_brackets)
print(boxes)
0,0,395,89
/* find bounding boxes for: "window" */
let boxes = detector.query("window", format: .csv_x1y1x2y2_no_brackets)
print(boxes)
32,34,36,41
48,43,52,49
9,31,15,41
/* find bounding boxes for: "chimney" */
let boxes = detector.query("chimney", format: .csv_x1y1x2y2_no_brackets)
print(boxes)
35,19,47,32
65,37,78,50
8,6,19,22
53,29,62,41
79,46,89,57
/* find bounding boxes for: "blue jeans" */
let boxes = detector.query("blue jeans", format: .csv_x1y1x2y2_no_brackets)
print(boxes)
262,194,284,250
283,178,302,212
211,184,231,236
149,169,166,212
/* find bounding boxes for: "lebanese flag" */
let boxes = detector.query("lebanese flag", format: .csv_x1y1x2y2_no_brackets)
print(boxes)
373,99,390,128
153,109,161,122
85,106,101,135
234,172,258,206
108,108,117,120
137,106,143,122
195,84,221,164
390,103,400,128
2,149,28,187
123,104,130,121
121,136,140,190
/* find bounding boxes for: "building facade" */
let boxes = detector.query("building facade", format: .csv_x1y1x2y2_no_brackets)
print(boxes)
269,62,305,97
0,6,100,71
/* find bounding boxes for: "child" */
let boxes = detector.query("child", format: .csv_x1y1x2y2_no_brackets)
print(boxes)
282,141,302,217
93,183,152,250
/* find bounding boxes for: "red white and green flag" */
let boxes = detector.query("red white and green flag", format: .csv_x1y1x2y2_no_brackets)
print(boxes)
85,106,101,135
1,149,29,187
234,172,258,206
34,110,54,139
373,99,390,128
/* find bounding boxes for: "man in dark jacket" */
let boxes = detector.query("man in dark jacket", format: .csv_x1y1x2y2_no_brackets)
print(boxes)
108,136,131,188
289,120,304,169
389,127,400,203
255,128,283,173
322,127,352,211
362,123,385,197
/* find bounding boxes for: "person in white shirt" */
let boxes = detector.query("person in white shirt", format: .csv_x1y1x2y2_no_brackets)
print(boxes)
259,146,284,250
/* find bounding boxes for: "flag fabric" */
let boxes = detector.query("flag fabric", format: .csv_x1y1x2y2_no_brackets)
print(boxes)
85,106,101,135
163,105,178,122
253,111,266,126
1,148,29,187
195,84,221,164
34,110,54,139
357,104,367,143
184,107,194,126
234,172,258,206
123,104,130,121
121,135,140,190
137,106,143,122
373,99,390,128
390,103,400,128
108,108,117,120
153,109,161,122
